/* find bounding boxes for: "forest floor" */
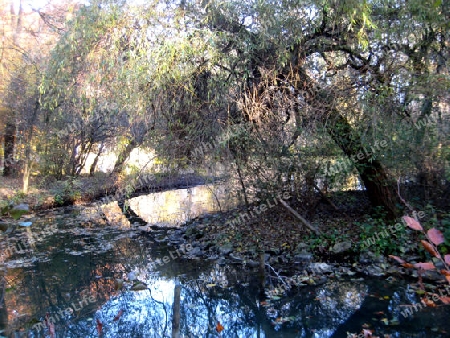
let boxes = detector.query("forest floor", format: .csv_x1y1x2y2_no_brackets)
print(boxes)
172,191,412,266
167,193,450,285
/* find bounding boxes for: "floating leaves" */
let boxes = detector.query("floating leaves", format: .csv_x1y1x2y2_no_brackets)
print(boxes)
49,322,56,338
362,328,373,337
114,279,124,291
273,316,296,324
216,321,224,333
45,313,56,338
421,298,436,307
113,309,123,321
130,281,147,291
96,318,103,335
403,216,423,231
427,228,444,246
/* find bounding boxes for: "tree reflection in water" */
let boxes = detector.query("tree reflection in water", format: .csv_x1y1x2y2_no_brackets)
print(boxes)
1,207,450,337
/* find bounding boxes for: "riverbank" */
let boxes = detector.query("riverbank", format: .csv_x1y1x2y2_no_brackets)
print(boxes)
0,172,209,210
147,192,449,284
2,174,449,284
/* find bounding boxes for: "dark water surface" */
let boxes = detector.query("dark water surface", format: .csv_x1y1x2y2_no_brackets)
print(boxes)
1,205,450,338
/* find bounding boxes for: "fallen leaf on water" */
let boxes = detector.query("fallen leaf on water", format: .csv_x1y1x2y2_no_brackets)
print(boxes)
421,298,436,307
216,321,224,333
114,279,124,291
49,322,55,338
130,282,147,291
96,318,103,335
45,313,50,327
390,317,400,325
113,309,123,321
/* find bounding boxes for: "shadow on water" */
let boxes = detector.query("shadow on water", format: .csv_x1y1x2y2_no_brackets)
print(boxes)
0,206,450,337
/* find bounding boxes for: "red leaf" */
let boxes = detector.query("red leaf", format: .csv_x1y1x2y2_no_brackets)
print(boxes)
216,321,224,333
440,269,450,276
113,309,123,321
403,216,423,231
445,255,450,266
45,313,50,327
389,255,405,264
446,275,450,284
96,318,103,336
49,322,55,338
421,240,440,258
402,263,415,268
440,296,450,304
413,262,435,270
421,297,436,307
427,228,445,246
363,328,373,337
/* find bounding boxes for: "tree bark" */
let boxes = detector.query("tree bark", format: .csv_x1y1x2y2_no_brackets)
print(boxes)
23,100,40,192
3,121,16,177
292,67,400,218
90,142,104,176
112,139,136,174
324,110,399,218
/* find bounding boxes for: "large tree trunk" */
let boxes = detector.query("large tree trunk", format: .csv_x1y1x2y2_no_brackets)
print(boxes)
23,100,40,192
325,112,399,218
112,139,136,174
90,142,104,176
3,1,22,178
293,67,400,218
112,121,152,174
3,121,16,177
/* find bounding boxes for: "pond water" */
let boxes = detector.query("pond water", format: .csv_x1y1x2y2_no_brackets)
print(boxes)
128,184,237,227
1,202,450,338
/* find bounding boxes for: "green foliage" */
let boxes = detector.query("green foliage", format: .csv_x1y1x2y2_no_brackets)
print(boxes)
2,0,446,228
0,202,28,220
357,211,409,256
54,194,64,206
